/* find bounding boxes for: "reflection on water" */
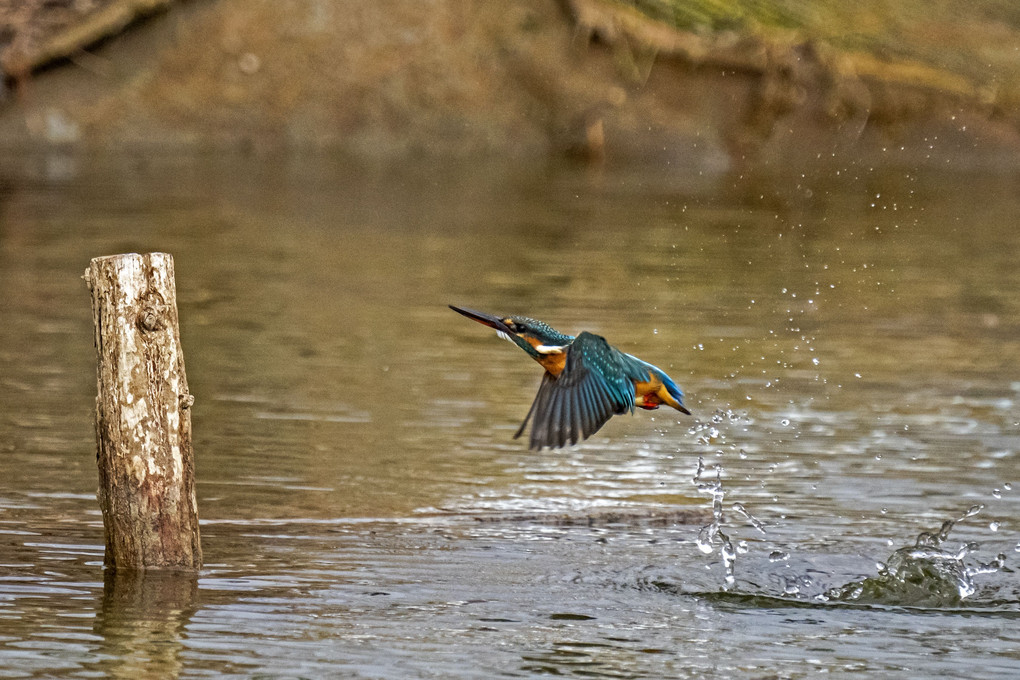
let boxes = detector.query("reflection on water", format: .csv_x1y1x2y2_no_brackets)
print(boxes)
1,152,1019,677
93,570,199,679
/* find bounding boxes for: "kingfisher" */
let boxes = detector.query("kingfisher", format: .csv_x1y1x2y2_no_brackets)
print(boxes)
450,305,691,450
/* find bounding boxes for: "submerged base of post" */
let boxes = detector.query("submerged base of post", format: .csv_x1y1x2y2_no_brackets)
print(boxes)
85,252,202,571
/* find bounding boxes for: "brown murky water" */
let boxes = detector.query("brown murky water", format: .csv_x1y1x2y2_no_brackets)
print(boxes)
1,153,1018,678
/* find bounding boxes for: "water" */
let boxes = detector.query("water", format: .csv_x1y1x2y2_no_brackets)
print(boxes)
1,152,1019,677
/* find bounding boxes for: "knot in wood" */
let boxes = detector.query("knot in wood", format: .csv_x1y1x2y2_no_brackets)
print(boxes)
138,307,164,332
137,289,168,333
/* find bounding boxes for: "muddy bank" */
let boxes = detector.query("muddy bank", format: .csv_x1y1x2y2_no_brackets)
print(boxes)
2,0,1019,171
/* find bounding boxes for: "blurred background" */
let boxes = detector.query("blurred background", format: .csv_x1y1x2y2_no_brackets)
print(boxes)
2,0,1020,165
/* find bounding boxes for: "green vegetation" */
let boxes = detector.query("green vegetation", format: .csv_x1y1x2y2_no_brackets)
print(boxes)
622,0,1020,107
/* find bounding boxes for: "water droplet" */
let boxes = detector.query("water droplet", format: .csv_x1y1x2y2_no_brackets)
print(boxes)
732,503,767,533
780,418,790,427
989,521,1000,532
992,489,1002,499
964,504,984,519
812,357,819,366
768,550,790,562
1005,482,1013,491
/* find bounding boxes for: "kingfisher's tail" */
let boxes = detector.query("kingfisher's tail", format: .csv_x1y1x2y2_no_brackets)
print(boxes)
655,368,691,415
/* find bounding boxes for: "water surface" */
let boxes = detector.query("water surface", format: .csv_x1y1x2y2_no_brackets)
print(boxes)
0,153,1018,678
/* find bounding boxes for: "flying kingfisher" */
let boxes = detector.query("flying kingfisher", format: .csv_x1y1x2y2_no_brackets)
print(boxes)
450,305,691,450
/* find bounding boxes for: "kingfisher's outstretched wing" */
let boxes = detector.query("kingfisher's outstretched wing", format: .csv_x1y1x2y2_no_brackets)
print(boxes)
514,332,651,450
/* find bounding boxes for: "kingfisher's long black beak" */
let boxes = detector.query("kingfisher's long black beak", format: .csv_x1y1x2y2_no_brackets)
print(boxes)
449,305,514,335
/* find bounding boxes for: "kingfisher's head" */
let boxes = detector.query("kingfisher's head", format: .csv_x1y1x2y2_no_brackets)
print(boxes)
449,305,574,358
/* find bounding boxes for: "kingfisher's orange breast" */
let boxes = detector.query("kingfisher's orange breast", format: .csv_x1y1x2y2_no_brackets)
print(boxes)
536,350,567,376
523,337,568,376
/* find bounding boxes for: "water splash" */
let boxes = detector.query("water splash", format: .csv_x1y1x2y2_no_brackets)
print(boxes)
732,503,767,534
687,409,750,446
693,458,731,575
692,456,766,588
821,505,1007,607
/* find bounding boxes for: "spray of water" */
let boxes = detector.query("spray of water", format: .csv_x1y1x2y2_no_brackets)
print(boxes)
822,504,1008,606
692,456,767,588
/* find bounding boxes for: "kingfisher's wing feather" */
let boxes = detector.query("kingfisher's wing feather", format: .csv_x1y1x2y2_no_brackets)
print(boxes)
557,380,574,446
526,332,638,450
514,371,553,441
567,386,581,445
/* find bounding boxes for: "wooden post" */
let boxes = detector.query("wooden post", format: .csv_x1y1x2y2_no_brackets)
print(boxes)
84,253,202,571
